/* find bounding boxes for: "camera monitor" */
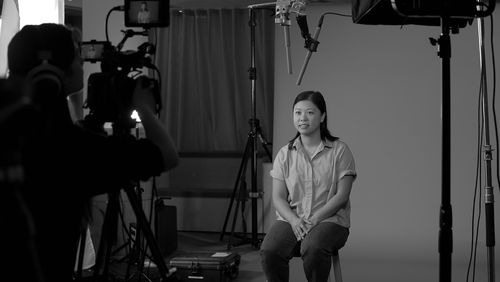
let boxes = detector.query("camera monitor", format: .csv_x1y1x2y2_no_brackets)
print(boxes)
80,41,110,62
124,0,169,28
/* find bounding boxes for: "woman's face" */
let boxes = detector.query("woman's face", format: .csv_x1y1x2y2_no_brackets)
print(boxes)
293,99,325,137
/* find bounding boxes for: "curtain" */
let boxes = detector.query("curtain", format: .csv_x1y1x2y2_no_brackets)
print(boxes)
0,0,19,77
18,0,64,27
153,8,275,153
0,0,64,77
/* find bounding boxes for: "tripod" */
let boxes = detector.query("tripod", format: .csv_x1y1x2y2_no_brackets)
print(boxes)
122,127,153,281
122,181,151,281
219,6,273,249
92,122,175,282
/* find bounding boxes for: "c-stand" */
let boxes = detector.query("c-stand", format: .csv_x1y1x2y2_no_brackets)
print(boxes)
219,6,273,250
91,120,176,282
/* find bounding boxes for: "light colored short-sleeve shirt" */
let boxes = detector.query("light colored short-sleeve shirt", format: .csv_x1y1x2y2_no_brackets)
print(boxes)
270,138,356,228
138,11,151,23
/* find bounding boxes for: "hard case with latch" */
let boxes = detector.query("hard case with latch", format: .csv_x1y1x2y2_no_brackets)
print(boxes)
169,251,240,282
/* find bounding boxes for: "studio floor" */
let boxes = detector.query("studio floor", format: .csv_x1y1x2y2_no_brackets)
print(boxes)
103,231,263,282
99,231,493,282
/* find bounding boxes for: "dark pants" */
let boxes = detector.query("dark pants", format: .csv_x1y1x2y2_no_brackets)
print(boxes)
260,220,349,282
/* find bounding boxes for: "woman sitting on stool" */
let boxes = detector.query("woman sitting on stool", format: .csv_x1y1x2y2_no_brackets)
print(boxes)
260,91,356,282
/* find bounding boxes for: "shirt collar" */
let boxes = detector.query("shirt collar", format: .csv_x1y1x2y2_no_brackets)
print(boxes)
291,137,335,151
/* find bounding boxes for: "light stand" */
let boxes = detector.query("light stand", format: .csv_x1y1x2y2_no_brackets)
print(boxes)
476,15,496,282
352,2,495,282
431,14,497,282
429,16,462,282
219,5,273,249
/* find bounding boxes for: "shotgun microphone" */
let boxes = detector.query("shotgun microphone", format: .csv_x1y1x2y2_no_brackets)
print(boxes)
297,13,325,85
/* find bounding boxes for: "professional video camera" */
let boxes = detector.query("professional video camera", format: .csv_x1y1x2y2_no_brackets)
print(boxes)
81,0,169,130
78,2,177,281
81,38,160,130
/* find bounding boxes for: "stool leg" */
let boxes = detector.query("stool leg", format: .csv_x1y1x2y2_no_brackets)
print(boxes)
332,254,342,282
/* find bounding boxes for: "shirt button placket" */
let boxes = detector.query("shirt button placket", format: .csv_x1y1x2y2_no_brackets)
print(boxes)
304,160,313,218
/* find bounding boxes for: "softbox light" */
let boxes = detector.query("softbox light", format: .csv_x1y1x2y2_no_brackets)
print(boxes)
351,0,439,25
351,0,489,26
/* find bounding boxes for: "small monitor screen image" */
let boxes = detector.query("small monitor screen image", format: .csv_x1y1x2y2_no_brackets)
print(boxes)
125,0,169,28
80,41,107,61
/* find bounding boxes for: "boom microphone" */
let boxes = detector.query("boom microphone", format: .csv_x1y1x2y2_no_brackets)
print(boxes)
275,0,293,74
275,0,307,75
297,13,326,85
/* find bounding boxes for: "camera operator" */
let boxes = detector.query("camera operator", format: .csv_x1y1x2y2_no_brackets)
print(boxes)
5,23,178,282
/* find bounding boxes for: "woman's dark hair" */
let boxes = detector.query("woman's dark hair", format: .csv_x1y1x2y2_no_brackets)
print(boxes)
288,90,338,149
8,23,75,76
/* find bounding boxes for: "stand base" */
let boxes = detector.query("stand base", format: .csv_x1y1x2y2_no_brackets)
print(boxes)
225,232,263,249
77,261,165,282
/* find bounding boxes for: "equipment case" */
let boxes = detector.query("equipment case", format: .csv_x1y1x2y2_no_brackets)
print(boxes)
169,251,240,282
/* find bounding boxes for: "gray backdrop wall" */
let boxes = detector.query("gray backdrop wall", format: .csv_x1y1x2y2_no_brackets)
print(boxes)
272,2,500,281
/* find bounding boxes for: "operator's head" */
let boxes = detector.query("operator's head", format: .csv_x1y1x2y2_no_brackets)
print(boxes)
7,23,83,98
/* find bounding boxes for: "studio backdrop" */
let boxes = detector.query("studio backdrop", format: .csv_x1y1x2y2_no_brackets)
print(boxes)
153,8,275,153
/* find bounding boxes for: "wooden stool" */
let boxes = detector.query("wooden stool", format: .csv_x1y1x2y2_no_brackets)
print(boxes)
293,249,343,282
329,250,343,282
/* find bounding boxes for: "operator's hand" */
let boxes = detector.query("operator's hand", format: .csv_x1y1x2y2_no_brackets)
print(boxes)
291,216,308,241
132,76,156,113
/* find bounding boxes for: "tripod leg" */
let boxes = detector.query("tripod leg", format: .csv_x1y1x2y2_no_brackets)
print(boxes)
257,132,272,161
250,129,259,247
254,120,272,162
227,160,250,249
123,186,173,281
128,183,147,280
132,183,143,264
75,219,88,280
220,135,252,241
227,183,243,250
93,192,120,280
240,188,248,235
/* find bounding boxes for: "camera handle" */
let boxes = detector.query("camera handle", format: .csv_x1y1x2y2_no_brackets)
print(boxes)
116,29,149,51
